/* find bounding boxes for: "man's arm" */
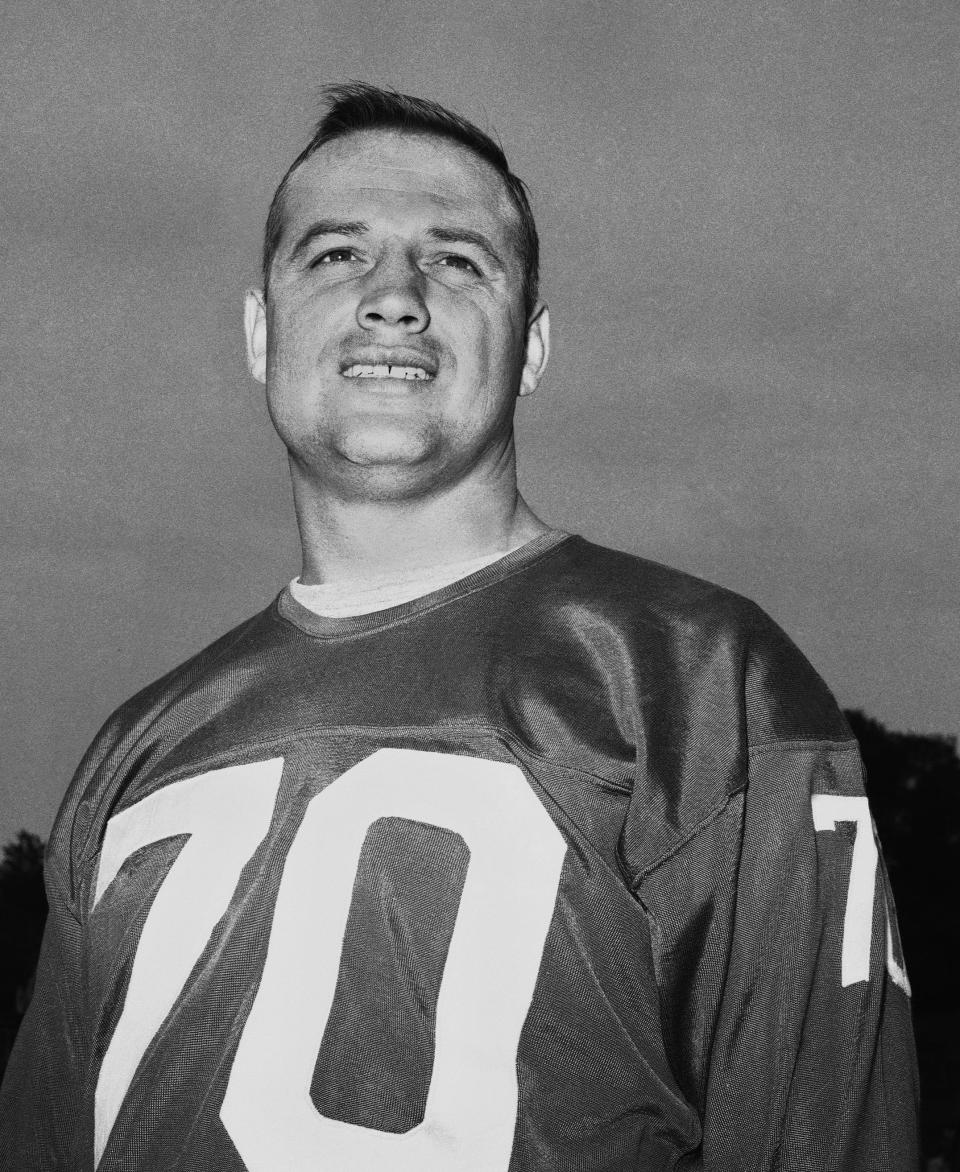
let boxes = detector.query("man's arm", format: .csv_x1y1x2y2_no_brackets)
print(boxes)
699,740,919,1170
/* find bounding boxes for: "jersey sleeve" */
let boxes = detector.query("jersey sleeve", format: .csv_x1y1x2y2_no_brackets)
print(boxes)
0,865,88,1167
639,738,920,1171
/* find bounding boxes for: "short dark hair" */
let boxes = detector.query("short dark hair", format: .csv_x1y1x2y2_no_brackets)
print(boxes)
262,82,540,316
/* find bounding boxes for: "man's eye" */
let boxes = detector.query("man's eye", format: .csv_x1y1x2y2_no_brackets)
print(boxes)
437,254,480,275
312,248,356,266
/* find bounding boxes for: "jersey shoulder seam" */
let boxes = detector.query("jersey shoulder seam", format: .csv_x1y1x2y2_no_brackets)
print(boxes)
748,736,859,756
630,736,863,884
86,716,636,803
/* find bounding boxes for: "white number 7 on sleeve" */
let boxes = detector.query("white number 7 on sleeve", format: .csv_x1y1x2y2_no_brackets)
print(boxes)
811,793,910,994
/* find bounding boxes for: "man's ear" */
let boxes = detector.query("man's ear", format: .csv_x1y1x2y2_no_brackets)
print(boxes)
519,303,550,397
244,289,268,384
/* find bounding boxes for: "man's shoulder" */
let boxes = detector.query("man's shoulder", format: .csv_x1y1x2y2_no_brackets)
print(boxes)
44,598,287,905
543,536,770,632
68,600,283,799
112,600,283,727
539,537,849,745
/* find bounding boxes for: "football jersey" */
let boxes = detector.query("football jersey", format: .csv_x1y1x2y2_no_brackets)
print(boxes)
0,534,919,1170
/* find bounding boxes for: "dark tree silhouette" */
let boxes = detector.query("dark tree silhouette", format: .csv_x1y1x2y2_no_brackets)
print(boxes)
845,709,960,1168
0,830,48,1072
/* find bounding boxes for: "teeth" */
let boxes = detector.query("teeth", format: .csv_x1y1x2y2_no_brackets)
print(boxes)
343,364,431,380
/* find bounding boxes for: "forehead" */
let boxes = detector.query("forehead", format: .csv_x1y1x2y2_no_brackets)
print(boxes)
281,130,519,243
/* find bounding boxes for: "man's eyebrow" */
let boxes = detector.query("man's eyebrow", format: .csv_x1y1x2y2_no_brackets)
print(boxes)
288,219,369,262
426,226,505,270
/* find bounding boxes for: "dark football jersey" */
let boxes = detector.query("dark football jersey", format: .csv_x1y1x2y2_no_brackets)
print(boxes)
0,534,919,1170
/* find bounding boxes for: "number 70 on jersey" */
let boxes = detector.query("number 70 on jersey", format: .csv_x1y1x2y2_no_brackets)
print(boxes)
90,756,910,1169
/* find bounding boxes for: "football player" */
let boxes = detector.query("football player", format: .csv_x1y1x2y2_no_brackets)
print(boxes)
0,83,919,1170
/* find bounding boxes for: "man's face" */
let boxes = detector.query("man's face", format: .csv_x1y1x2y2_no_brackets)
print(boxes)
246,130,548,501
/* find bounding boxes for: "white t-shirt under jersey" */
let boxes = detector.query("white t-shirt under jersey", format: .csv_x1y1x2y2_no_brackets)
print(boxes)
288,542,545,618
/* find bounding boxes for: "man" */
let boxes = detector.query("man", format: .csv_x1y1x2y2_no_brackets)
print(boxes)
0,84,919,1170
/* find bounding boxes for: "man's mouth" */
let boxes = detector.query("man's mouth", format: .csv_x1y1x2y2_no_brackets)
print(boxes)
342,364,433,381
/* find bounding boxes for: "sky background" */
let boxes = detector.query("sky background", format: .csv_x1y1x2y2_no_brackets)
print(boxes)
2,0,957,847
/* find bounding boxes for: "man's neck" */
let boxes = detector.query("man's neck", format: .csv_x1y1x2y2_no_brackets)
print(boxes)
291,464,549,587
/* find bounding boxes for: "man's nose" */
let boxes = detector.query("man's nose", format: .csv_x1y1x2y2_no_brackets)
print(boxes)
356,256,430,333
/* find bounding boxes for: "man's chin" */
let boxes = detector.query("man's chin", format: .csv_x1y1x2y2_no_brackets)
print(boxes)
337,433,437,470
322,433,451,500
